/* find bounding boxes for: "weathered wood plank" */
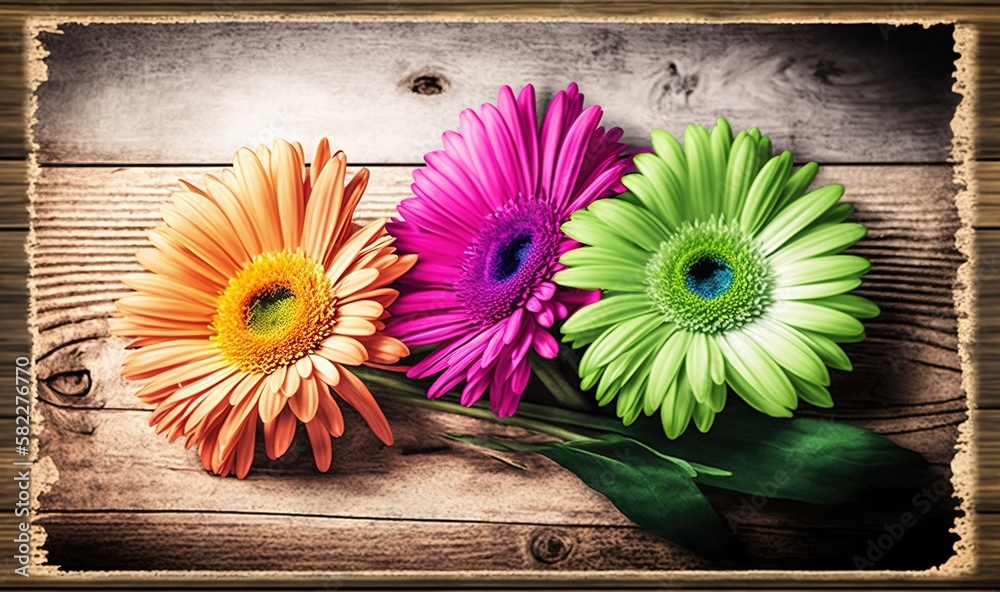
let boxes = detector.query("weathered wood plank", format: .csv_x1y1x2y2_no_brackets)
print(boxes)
33,401,966,571
28,164,967,409
31,22,959,165
34,512,709,572
981,409,1000,513
28,505,964,573
0,230,31,423
976,161,1000,228
974,229,1000,411
0,418,23,566
7,8,986,580
0,160,27,229
26,161,969,571
1,402,990,578
36,404,632,527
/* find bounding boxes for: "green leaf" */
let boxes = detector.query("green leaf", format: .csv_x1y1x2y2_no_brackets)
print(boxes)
451,432,738,558
616,402,929,504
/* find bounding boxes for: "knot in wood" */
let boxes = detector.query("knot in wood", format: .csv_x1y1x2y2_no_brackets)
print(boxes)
530,529,573,564
406,73,449,96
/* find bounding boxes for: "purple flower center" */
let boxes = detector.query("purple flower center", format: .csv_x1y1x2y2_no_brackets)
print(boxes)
491,233,533,281
458,199,561,325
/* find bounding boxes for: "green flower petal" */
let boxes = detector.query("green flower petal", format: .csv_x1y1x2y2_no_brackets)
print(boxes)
809,202,855,228
553,266,646,291
709,118,733,171
599,327,673,407
619,371,651,426
777,277,862,301
692,399,717,433
776,255,871,286
560,244,649,268
745,318,830,387
561,293,656,334
788,373,835,408
718,334,794,418
772,300,865,338
769,222,867,266
647,329,694,407
686,331,713,404
757,184,845,255
722,131,760,220
797,328,854,371
564,326,606,348
707,380,727,412
629,154,684,228
650,128,688,181
807,294,880,319
580,313,664,376
706,336,726,385
684,124,717,218
562,210,641,253
722,331,797,410
771,161,819,215
586,199,673,252
837,330,868,344
739,150,793,235
660,371,696,439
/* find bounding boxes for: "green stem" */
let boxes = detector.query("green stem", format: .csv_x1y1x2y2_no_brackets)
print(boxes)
506,397,625,435
354,367,588,442
528,350,594,412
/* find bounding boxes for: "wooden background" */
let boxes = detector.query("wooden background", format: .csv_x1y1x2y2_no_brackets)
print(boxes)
0,2,997,590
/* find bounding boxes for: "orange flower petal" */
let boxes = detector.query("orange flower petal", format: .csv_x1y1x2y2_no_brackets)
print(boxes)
358,334,410,365
258,386,287,424
310,354,340,387
310,137,331,188
332,365,393,446
264,406,298,460
317,389,345,438
294,355,313,378
204,172,263,256
337,300,384,321
316,335,368,366
234,407,259,479
234,147,283,253
272,139,304,249
305,419,333,472
280,364,301,397
324,218,386,283
289,375,319,423
330,167,370,252
332,267,379,299
121,273,218,308
302,152,346,262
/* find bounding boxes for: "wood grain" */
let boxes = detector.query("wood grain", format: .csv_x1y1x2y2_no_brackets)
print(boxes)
0,4,988,585
0,160,28,229
25,163,968,572
31,22,958,165
30,400,967,572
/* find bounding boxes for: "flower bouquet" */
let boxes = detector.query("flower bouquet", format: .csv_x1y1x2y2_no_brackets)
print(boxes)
112,83,929,558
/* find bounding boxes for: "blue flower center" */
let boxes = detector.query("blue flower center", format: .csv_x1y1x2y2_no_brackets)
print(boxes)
491,233,533,282
684,255,734,300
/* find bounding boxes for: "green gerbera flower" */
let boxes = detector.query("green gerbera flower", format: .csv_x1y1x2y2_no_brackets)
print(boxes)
554,119,878,438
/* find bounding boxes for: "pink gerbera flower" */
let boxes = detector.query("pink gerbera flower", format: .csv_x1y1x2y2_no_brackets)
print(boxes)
387,83,628,417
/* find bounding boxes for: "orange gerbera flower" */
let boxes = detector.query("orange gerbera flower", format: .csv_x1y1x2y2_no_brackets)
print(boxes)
112,138,415,478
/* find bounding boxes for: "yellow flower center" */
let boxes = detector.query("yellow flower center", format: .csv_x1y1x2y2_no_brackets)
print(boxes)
211,249,334,374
